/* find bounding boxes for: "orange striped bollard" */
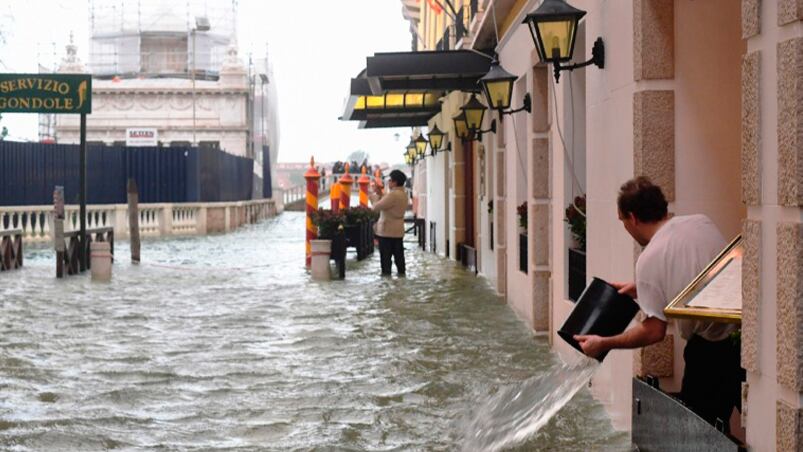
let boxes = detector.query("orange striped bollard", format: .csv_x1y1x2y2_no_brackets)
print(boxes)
339,163,353,210
373,169,384,197
304,157,320,267
358,166,370,207
330,178,340,213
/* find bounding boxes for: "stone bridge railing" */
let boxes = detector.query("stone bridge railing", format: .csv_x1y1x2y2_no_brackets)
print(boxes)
0,199,278,243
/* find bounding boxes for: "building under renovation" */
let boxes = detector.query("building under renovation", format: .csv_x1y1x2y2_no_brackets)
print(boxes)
54,0,279,198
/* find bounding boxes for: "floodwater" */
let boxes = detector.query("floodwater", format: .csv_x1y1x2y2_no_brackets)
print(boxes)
0,212,629,451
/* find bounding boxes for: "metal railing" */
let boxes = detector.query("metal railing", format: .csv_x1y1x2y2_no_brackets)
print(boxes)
0,199,277,243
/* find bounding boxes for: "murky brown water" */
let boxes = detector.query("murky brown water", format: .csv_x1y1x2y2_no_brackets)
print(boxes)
0,212,628,450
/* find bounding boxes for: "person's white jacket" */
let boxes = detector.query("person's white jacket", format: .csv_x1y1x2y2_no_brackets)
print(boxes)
369,187,408,238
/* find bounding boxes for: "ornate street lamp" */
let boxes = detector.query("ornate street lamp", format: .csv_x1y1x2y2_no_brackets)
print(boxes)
459,94,496,140
461,93,487,131
414,134,429,159
453,111,471,141
479,60,532,115
522,0,604,83
406,139,417,163
427,124,447,154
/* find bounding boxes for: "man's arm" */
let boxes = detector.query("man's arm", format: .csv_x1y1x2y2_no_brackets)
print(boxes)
371,192,393,212
574,317,667,359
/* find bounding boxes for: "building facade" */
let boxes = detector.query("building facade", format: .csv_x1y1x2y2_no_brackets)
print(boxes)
54,0,279,199
344,0,803,448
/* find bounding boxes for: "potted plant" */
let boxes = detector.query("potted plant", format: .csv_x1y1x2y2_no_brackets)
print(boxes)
311,208,345,239
343,206,378,260
565,195,587,301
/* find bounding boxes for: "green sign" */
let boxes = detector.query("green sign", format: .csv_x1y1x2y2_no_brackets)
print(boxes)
0,73,91,114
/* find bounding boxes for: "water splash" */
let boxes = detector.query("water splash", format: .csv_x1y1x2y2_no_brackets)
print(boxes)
460,358,599,451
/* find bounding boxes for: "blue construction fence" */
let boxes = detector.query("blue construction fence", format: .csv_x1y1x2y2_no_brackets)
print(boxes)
0,141,254,206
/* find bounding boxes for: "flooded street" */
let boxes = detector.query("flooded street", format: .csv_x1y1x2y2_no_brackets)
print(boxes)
1,212,627,450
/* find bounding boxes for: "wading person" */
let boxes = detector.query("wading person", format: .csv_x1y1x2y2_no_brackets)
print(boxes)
370,170,408,276
574,177,744,432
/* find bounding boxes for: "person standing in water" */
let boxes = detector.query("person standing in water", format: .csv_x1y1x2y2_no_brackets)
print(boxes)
370,170,408,276
574,177,744,432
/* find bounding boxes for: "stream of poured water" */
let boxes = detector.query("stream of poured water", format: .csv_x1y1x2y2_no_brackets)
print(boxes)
460,359,598,451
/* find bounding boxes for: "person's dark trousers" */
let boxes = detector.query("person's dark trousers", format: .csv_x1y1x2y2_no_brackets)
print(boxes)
378,236,405,275
680,333,745,433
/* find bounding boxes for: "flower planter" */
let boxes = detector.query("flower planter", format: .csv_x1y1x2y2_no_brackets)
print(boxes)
310,239,332,281
568,248,586,302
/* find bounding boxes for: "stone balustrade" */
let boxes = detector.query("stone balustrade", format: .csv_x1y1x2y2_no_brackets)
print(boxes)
0,199,278,243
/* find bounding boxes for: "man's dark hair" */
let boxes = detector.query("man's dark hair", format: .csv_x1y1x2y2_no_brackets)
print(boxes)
389,169,407,186
617,177,668,223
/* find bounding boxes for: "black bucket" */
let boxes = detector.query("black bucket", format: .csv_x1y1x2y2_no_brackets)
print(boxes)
558,277,640,361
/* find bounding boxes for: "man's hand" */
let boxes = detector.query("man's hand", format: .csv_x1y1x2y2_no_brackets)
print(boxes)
611,281,637,298
574,334,608,359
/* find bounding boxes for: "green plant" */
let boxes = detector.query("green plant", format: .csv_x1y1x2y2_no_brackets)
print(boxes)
564,195,586,251
487,200,493,215
517,202,527,230
311,208,345,239
344,206,379,225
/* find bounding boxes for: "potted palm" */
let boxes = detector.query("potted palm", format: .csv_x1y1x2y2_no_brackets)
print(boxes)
565,195,587,301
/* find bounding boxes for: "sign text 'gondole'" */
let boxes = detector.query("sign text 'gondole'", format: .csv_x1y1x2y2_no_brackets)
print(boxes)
0,73,92,114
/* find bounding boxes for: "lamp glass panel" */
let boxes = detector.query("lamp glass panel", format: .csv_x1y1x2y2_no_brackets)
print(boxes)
429,133,443,151
415,139,427,157
484,80,513,110
454,118,469,140
465,106,484,130
537,19,576,60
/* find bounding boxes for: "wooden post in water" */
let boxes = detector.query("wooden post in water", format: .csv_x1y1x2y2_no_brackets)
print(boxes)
54,186,65,278
127,179,141,263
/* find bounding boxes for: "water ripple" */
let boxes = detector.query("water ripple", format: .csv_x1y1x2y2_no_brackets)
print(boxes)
0,212,627,450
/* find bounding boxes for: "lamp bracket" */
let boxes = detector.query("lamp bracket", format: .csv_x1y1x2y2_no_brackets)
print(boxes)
552,37,605,83
470,119,497,141
499,93,532,116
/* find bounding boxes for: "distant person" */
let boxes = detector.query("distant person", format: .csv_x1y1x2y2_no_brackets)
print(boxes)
370,170,408,276
573,177,744,432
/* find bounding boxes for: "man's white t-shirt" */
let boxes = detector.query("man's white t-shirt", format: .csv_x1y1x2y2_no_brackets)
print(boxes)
635,214,737,341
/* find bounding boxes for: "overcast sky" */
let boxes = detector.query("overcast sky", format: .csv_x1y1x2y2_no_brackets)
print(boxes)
0,0,413,164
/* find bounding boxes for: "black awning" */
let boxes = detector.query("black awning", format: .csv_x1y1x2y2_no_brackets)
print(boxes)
365,50,490,94
340,50,492,129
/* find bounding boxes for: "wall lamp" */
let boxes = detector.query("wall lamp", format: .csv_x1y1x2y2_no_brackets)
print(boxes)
456,94,496,141
414,134,429,159
478,59,531,115
523,0,605,83
427,124,450,155
406,139,417,164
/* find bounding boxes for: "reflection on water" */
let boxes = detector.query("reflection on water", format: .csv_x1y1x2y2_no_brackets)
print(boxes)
0,212,628,450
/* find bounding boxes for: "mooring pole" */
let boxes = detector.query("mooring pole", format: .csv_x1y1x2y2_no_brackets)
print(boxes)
339,163,353,211
127,179,141,263
79,113,87,272
54,186,65,278
304,157,320,267
373,168,384,197
358,166,370,207
330,180,340,213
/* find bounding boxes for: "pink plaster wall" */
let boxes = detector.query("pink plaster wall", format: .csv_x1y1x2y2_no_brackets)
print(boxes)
674,0,746,239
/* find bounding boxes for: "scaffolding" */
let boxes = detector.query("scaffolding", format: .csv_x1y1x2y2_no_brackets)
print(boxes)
88,0,238,78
